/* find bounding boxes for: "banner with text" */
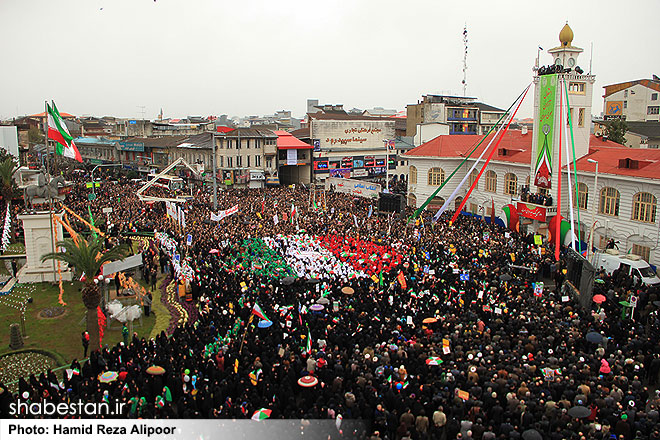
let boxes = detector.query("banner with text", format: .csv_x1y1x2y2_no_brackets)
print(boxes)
534,74,557,189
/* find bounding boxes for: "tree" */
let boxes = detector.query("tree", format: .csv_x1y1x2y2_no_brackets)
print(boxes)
41,236,130,351
0,156,18,201
28,127,44,146
606,119,628,145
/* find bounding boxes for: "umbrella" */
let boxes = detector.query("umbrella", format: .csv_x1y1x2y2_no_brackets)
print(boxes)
593,294,606,304
341,287,354,295
251,408,272,421
281,277,296,286
310,304,324,311
586,332,603,344
306,278,320,284
499,274,512,281
209,249,219,254
298,375,319,387
257,320,273,328
426,356,443,366
522,429,542,440
98,371,118,383
146,366,166,375
422,317,437,324
567,405,591,418
317,297,330,305
594,278,605,284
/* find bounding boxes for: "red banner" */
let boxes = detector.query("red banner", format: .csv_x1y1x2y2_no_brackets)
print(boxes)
517,202,547,222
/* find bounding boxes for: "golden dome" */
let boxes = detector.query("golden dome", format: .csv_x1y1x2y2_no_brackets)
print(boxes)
559,22,573,47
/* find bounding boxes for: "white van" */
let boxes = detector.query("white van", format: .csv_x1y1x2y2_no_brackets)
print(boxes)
591,250,660,286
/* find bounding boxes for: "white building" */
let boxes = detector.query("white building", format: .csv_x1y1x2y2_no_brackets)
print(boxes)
602,78,660,122
403,24,660,267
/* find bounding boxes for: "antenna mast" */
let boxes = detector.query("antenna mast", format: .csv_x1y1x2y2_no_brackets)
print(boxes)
462,25,468,96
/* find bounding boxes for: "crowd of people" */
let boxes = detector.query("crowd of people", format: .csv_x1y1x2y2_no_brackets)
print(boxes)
1,168,660,440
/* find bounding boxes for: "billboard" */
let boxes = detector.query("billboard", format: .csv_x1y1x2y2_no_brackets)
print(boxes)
325,177,381,199
606,101,623,116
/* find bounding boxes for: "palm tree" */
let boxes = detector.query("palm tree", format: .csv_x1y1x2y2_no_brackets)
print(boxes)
0,157,18,202
41,236,130,351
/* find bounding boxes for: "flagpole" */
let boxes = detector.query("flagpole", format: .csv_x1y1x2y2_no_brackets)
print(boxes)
44,101,57,282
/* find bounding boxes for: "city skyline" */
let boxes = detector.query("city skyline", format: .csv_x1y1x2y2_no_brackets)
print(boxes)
1,0,659,120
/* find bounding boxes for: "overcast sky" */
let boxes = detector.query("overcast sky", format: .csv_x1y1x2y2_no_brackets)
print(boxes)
1,0,658,121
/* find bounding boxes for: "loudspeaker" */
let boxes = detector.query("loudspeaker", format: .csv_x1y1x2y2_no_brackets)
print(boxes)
379,193,406,214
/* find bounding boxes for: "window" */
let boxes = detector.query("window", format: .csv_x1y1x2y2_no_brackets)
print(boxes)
569,82,585,94
578,108,585,127
256,155,261,167
599,187,620,216
227,157,232,168
468,169,479,189
470,203,477,214
409,166,418,185
485,170,497,193
576,182,588,210
428,167,445,186
237,156,242,167
632,192,657,223
247,156,251,168
648,106,659,115
624,101,628,109
266,158,272,169
632,243,651,262
504,173,517,195
624,90,628,98
652,93,658,101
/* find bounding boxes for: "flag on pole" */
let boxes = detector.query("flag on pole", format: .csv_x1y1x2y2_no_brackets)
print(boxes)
47,102,82,162
88,206,97,239
291,204,296,224
251,302,269,321
306,327,312,354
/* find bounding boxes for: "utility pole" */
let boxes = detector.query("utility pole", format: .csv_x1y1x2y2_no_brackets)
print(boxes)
137,106,146,137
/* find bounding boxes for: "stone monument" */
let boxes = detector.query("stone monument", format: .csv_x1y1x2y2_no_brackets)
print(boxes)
17,211,72,283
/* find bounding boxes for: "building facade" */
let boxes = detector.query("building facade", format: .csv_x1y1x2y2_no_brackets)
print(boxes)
602,78,660,122
406,95,506,138
309,113,396,182
403,24,660,268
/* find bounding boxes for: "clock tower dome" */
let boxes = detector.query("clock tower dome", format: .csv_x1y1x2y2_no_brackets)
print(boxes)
548,22,583,69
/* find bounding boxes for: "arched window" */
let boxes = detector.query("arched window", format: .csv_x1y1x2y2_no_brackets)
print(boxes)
428,167,445,186
409,166,417,185
485,170,497,193
599,187,620,216
468,169,479,189
576,182,588,210
408,194,417,209
455,196,463,211
504,173,517,195
632,192,657,223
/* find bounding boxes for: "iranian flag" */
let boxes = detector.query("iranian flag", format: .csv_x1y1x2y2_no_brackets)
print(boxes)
305,327,312,354
291,204,296,224
251,302,269,321
47,101,82,162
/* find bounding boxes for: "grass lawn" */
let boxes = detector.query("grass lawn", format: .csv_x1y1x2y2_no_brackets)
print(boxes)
0,280,156,364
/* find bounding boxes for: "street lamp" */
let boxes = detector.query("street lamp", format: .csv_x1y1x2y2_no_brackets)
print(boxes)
91,164,122,198
587,158,599,258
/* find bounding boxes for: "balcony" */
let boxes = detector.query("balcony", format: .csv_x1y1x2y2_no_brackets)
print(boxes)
264,144,277,156
450,131,477,135
447,116,478,122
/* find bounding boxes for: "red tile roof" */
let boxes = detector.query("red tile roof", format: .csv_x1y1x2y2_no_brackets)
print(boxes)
574,148,660,181
403,130,660,180
274,130,313,150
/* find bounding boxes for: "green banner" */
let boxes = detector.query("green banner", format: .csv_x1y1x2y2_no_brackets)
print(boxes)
534,74,557,189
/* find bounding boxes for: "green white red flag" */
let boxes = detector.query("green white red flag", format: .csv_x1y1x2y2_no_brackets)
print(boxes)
47,101,82,162
251,302,269,321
